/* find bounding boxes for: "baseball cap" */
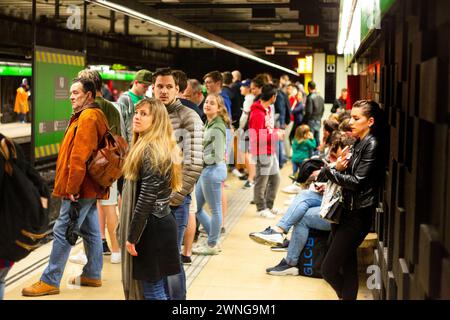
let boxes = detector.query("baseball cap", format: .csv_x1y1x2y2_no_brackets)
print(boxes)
134,69,152,85
241,79,251,87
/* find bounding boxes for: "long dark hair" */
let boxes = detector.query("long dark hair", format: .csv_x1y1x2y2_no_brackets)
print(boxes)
352,100,386,137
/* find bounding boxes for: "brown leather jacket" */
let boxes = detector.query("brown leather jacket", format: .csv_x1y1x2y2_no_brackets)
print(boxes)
53,105,109,199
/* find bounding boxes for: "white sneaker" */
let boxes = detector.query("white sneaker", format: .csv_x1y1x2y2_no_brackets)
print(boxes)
282,183,302,194
270,207,283,215
232,168,244,178
193,238,207,249
249,227,285,247
257,209,276,219
192,244,220,255
111,252,121,264
69,252,87,265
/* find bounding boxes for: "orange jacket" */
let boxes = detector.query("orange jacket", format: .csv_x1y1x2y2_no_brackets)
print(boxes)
14,87,29,114
53,105,109,199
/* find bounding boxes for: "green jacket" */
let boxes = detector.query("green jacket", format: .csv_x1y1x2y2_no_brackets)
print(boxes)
95,96,121,136
203,116,227,165
292,138,316,163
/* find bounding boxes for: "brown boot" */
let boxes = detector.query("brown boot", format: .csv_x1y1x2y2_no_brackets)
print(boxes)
69,275,102,287
22,281,60,297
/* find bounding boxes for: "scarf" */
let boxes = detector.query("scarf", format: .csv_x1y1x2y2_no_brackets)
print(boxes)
117,179,144,300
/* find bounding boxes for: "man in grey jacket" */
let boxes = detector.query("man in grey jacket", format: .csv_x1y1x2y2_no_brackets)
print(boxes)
153,68,204,300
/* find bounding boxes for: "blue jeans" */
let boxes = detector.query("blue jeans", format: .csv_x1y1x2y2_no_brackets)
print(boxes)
292,161,302,176
195,163,227,247
165,195,191,300
277,190,323,233
308,120,321,152
277,139,287,168
142,279,168,300
0,267,11,300
285,206,331,266
41,199,103,287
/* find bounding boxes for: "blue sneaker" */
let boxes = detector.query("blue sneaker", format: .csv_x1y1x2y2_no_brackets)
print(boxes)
266,258,299,276
249,227,284,246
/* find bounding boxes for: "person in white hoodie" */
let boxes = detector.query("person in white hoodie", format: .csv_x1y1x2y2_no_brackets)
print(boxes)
237,79,256,189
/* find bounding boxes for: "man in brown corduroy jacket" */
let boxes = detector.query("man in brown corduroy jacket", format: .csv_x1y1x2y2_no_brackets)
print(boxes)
22,78,109,297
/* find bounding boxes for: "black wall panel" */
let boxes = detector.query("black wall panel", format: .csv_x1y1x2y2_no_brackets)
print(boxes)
367,0,449,299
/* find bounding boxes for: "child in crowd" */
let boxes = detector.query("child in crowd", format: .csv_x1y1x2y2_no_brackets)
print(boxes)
291,125,316,178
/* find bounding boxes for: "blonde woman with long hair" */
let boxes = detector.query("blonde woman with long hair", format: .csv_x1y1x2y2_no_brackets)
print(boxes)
119,98,182,300
192,94,230,255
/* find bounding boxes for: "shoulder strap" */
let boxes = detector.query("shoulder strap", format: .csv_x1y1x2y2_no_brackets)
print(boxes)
0,137,17,176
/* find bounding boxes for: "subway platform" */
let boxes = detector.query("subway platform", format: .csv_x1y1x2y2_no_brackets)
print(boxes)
3,164,372,300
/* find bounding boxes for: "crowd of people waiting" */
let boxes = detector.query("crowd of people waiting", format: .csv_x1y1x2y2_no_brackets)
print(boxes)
0,65,385,301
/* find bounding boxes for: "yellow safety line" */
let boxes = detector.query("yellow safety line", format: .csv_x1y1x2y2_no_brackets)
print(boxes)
40,52,46,63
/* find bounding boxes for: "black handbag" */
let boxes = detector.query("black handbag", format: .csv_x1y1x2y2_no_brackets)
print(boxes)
65,201,82,246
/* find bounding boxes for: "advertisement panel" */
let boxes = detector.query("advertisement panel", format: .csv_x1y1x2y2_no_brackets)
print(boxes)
34,46,84,161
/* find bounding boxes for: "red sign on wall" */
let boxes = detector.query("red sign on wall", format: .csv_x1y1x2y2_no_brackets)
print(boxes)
305,25,320,37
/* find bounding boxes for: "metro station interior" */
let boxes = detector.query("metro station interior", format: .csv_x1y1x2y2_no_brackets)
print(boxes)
0,0,449,301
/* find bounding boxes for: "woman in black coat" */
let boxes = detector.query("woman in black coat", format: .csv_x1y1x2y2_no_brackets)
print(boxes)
320,100,385,300
120,98,183,300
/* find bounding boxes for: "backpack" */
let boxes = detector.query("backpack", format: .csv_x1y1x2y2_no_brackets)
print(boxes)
87,130,128,188
72,106,129,189
0,135,50,261
296,158,326,183
297,228,330,278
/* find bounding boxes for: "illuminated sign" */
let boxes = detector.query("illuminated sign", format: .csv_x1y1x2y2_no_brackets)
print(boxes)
0,65,32,77
305,25,320,37
297,55,313,74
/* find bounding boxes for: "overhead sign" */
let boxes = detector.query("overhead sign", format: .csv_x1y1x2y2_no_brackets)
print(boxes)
0,65,32,77
305,25,319,37
265,46,275,55
297,55,313,74
326,55,336,73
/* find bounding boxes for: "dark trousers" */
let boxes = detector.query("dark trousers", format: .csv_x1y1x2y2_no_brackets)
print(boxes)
165,195,191,300
321,206,374,300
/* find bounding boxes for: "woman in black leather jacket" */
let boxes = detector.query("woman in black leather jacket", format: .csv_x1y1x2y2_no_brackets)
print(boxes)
320,100,385,300
120,98,182,300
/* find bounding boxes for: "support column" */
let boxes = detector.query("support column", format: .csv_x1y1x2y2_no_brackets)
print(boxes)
55,0,60,20
109,10,115,34
124,15,129,35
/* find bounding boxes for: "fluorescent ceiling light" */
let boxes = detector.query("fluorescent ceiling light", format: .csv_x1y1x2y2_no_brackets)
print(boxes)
273,41,288,46
287,51,300,55
88,0,299,76
337,0,353,54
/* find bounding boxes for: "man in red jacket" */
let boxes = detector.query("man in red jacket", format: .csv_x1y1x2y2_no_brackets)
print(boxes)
248,84,284,219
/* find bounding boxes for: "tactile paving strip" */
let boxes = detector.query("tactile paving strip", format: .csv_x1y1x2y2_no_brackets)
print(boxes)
185,187,253,288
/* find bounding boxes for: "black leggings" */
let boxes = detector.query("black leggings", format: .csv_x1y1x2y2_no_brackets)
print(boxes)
321,206,374,300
